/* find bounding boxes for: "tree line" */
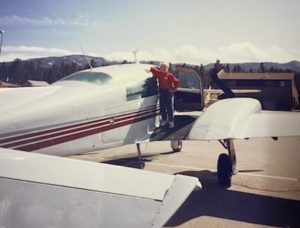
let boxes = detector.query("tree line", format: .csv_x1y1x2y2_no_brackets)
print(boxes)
221,62,295,73
0,58,299,88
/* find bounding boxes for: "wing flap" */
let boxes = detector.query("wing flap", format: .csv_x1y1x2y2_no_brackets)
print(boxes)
240,111,300,138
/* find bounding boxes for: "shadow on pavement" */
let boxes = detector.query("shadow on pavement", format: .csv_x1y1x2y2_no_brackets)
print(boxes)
101,151,179,168
166,170,300,227
101,156,300,227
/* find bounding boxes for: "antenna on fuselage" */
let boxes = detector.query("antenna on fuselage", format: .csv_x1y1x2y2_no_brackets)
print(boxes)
79,46,93,71
132,49,139,64
114,48,139,64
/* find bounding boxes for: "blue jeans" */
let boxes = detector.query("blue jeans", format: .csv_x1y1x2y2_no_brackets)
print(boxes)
159,89,174,122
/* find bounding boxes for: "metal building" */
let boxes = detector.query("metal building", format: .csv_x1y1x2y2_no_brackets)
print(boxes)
216,70,299,110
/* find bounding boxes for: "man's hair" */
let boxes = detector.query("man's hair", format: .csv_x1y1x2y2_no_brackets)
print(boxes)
160,62,169,69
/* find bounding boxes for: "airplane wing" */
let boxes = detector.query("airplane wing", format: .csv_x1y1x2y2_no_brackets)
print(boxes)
187,98,300,140
0,148,200,228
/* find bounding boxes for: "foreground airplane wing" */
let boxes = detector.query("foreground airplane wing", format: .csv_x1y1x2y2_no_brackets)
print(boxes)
187,98,300,140
0,148,200,228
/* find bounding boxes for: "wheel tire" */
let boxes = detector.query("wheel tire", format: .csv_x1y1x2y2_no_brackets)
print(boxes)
139,161,145,169
217,153,233,187
171,140,182,152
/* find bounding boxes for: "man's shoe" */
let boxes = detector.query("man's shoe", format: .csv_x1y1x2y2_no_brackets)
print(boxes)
168,121,175,128
160,119,167,127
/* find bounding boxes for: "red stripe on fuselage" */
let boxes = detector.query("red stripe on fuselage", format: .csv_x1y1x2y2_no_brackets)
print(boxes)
0,106,159,151
0,105,157,144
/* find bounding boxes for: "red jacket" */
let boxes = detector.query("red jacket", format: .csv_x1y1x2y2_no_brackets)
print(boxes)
150,67,178,90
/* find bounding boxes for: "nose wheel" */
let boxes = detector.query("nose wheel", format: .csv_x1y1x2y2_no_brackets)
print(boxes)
171,140,182,152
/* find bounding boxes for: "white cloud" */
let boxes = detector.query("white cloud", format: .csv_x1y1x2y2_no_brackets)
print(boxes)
0,15,92,27
2,42,299,63
105,42,300,64
105,46,213,64
216,42,297,63
1,45,75,61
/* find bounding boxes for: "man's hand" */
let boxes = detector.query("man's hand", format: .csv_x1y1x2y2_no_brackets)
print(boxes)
145,69,151,73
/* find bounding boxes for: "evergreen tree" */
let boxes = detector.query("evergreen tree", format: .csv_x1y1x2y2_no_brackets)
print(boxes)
9,58,22,84
260,62,265,72
224,64,230,72
0,62,8,81
199,64,204,73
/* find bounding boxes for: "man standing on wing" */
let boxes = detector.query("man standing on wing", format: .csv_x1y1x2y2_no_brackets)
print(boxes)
146,62,179,128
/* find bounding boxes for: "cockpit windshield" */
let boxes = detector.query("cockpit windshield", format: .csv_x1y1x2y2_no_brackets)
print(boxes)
59,71,112,86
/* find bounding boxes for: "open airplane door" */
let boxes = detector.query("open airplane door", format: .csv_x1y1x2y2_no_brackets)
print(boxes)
172,65,205,112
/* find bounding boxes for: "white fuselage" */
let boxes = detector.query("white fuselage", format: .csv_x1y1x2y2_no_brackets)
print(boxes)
0,64,159,156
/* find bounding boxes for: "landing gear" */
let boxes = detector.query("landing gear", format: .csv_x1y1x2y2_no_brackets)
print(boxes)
136,143,145,169
217,154,232,187
171,140,182,152
217,139,237,187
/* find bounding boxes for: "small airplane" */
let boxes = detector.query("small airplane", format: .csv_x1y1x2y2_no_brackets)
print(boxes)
0,61,300,227
0,62,202,228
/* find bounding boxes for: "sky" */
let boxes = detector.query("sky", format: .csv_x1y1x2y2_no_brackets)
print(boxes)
0,0,300,64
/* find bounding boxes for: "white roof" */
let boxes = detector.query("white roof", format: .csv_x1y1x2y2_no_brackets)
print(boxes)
218,70,295,80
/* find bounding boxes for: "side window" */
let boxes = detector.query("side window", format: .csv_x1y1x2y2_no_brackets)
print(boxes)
177,72,200,89
126,77,158,101
58,71,112,86
126,81,144,101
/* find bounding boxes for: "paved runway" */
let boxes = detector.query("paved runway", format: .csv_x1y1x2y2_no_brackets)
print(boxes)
71,136,300,227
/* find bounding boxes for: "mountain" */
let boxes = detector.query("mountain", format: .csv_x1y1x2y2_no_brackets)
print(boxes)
0,55,116,84
205,61,300,72
20,55,110,69
1,55,300,85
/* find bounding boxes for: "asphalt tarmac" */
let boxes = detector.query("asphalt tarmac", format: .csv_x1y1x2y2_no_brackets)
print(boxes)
71,136,300,228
